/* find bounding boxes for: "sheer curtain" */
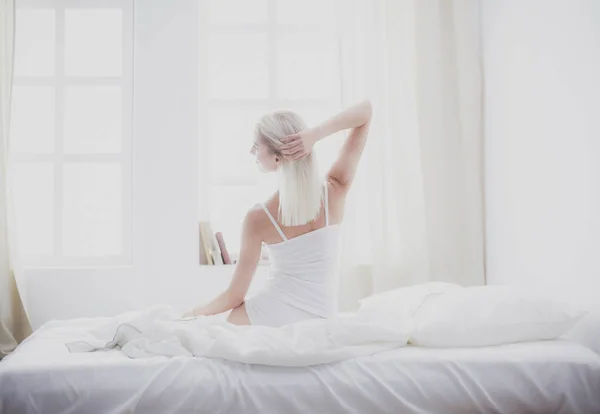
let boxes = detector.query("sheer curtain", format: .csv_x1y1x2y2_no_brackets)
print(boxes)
336,0,485,310
1,0,31,357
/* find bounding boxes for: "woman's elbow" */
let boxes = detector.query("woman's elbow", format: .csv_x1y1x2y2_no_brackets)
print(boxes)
227,289,245,309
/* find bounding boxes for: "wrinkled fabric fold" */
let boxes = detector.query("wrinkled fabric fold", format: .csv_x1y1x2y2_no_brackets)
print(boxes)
66,305,412,367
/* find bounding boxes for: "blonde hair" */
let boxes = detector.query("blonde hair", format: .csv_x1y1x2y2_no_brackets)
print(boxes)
255,111,322,226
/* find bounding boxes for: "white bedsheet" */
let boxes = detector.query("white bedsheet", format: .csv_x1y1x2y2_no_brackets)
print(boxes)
1,316,599,414
64,305,411,366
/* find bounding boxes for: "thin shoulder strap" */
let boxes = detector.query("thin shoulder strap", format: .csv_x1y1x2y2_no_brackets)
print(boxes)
260,204,288,241
324,181,329,226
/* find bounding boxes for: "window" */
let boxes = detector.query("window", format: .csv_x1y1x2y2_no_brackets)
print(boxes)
198,0,344,257
12,0,133,267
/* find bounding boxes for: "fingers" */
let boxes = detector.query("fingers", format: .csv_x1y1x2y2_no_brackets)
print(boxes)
292,152,309,161
280,135,299,144
283,149,308,161
282,149,304,159
281,144,303,155
280,135,309,160
281,138,304,152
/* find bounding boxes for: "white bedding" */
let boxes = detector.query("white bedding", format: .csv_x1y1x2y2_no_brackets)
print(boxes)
63,305,411,366
1,316,600,414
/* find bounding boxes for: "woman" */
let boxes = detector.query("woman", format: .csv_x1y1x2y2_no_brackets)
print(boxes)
184,100,372,327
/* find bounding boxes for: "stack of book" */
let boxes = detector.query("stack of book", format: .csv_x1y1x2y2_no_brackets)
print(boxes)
198,221,271,266
199,221,232,265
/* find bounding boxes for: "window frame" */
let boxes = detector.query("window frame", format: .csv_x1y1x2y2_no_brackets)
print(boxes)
198,0,341,255
13,0,134,268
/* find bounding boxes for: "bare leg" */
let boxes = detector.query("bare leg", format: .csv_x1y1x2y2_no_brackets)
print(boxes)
227,302,251,325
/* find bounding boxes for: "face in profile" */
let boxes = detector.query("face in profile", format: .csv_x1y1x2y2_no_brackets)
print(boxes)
250,138,279,173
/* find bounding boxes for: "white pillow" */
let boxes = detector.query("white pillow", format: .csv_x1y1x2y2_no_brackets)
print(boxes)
358,282,462,318
562,312,600,355
411,285,587,347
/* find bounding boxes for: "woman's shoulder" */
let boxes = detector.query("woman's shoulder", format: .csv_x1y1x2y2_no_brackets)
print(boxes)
244,201,279,234
245,204,268,225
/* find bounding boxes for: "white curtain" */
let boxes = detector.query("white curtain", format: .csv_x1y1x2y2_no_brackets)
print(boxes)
336,0,485,310
0,0,31,357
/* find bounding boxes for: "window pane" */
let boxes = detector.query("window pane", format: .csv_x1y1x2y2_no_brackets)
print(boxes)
64,86,122,154
277,32,338,99
208,0,267,24
208,33,268,99
208,108,264,183
281,105,337,129
15,9,55,77
314,131,345,173
276,0,335,26
63,163,122,256
13,163,54,256
65,9,122,76
10,86,55,153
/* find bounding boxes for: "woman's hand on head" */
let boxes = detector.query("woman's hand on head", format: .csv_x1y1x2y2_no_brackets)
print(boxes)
280,129,318,161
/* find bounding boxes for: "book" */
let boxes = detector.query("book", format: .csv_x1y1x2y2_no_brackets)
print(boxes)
199,221,214,265
206,222,224,265
215,232,232,264
198,223,208,265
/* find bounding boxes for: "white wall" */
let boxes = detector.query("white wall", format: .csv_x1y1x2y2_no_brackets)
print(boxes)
132,0,200,307
24,0,267,329
482,1,600,310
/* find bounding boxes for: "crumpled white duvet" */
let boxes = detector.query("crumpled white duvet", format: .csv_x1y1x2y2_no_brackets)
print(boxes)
66,305,412,366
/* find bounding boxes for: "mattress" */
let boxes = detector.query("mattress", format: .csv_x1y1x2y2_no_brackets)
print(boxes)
1,317,600,414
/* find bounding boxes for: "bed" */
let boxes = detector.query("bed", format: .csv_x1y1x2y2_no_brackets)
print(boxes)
1,317,600,414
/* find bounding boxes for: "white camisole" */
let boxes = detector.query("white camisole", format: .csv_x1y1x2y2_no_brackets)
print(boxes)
244,183,342,327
